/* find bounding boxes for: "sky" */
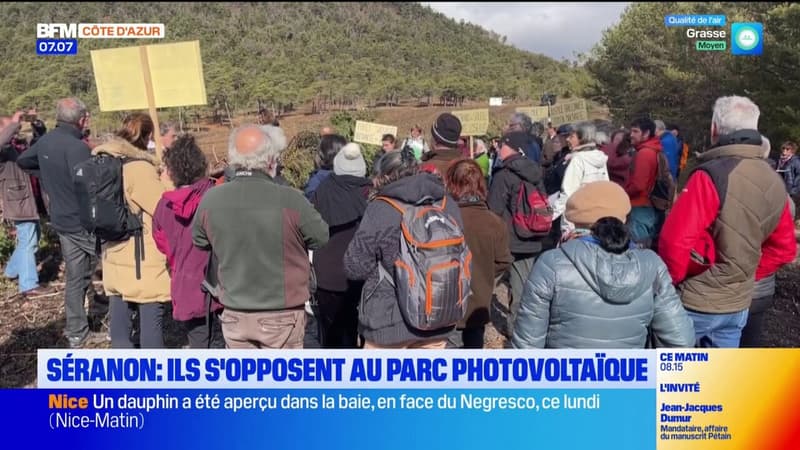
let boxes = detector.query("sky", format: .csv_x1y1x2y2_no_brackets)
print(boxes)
422,2,630,61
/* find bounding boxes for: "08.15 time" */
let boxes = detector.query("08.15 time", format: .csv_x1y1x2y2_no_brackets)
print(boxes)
36,39,78,55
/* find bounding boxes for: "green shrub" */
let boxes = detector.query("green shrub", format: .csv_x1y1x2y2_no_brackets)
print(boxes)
281,131,320,190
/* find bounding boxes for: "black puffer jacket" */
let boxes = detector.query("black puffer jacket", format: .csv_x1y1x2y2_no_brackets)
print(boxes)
487,153,545,255
343,173,463,346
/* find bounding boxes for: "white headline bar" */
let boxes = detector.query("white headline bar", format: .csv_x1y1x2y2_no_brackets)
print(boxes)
38,349,658,390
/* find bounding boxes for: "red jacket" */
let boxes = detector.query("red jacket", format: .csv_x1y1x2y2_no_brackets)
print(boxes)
624,137,662,207
658,171,796,285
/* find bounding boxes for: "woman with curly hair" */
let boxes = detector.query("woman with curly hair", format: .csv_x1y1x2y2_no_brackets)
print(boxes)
153,134,222,348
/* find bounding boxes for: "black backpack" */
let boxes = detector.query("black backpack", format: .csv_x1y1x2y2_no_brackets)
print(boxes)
74,154,145,277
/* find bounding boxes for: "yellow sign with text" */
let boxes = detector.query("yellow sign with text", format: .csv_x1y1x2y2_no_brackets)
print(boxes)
451,109,489,136
516,106,550,121
354,121,398,146
549,99,588,126
91,40,207,112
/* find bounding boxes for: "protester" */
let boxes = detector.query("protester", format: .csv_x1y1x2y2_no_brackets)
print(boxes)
344,148,463,349
148,121,178,154
90,113,170,349
512,181,695,349
401,125,429,160
310,142,372,348
658,96,797,348
505,112,542,163
543,124,573,195
487,131,545,336
0,113,54,298
444,159,512,348
472,138,491,178
17,98,105,348
776,141,800,217
552,121,609,236
381,134,397,153
603,129,634,187
153,134,222,349
421,113,464,176
305,134,346,199
655,120,679,180
669,124,690,176
542,124,561,168
624,117,663,248
193,125,329,349
372,133,399,172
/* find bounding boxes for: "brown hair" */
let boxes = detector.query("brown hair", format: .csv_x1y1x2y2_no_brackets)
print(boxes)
116,113,154,150
782,141,798,153
445,159,487,202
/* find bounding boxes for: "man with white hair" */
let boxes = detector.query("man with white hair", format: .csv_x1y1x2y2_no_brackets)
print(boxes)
192,124,329,349
658,96,797,348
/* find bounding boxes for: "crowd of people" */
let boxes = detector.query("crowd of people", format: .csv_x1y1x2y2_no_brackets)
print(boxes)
0,94,796,351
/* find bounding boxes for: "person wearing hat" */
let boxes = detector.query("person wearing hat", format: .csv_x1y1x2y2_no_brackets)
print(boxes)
421,113,464,176
310,142,372,348
487,130,546,338
511,181,694,349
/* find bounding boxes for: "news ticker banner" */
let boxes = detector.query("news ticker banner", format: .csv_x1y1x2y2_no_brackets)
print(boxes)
0,349,797,450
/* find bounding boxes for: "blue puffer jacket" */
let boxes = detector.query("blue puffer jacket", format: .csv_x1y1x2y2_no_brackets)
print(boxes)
512,238,695,349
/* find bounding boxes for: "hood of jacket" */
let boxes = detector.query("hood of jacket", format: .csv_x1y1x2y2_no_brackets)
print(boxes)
500,153,542,184
92,137,159,165
635,136,662,153
163,178,215,221
572,144,608,169
699,129,763,163
313,174,371,227
379,172,445,204
559,239,649,305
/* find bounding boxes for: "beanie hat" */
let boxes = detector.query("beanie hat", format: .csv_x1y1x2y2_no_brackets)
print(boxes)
334,143,366,177
500,131,529,154
431,113,462,148
565,181,631,228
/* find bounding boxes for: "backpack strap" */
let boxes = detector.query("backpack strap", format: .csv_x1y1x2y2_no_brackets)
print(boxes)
375,196,405,214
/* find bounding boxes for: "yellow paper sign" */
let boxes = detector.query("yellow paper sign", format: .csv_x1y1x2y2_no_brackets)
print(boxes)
549,99,588,126
515,106,550,121
354,121,398,146
91,40,207,112
451,109,489,136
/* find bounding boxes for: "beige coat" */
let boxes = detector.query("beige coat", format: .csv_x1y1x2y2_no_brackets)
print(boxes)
92,137,170,303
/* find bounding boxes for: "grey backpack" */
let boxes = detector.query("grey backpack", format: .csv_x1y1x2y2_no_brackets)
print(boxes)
375,196,471,331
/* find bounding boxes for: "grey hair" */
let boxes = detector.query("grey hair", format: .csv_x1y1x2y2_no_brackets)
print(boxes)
56,97,87,124
474,138,488,154
712,96,760,135
654,120,666,132
761,134,771,159
227,124,287,172
159,121,177,136
595,131,609,146
510,112,533,132
572,121,597,146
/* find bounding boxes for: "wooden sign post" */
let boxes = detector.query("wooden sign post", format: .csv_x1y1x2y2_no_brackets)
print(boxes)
138,46,163,161
91,40,208,163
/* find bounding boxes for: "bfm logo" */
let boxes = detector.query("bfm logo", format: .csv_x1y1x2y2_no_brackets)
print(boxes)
37,23,77,38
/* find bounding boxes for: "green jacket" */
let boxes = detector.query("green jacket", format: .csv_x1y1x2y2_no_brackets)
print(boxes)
193,169,329,311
